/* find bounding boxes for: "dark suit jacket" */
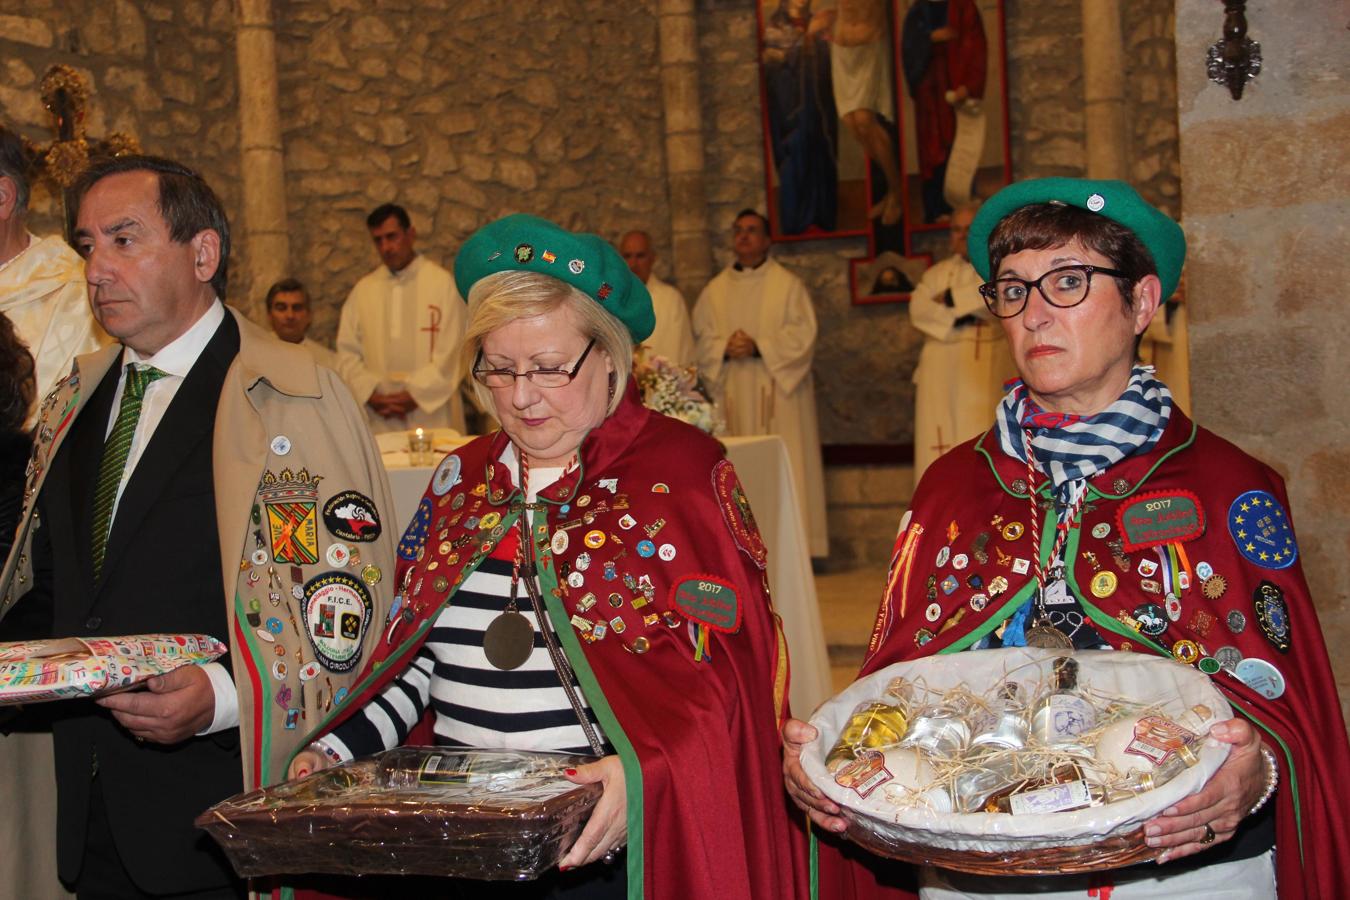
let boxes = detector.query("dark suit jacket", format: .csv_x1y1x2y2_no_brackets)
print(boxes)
27,313,244,894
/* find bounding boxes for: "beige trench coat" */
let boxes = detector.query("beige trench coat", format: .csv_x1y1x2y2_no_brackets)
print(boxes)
0,308,397,894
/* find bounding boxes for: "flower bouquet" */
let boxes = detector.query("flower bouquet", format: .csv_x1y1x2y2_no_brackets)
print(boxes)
634,349,723,435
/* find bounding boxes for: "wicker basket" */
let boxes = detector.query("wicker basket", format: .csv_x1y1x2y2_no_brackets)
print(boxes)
805,647,1230,872
840,817,1159,875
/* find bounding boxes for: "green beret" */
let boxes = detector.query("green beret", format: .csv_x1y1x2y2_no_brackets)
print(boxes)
453,213,655,342
967,178,1186,299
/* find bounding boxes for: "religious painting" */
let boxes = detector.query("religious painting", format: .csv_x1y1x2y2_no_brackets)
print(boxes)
894,0,1011,233
845,0,1011,303
848,250,931,305
756,0,904,240
756,0,1008,249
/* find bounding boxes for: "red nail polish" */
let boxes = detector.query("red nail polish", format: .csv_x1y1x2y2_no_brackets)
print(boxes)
564,768,577,776
559,865,572,872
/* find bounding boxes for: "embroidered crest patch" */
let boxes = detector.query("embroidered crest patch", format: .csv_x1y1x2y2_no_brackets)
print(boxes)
259,468,322,565
399,497,433,561
1228,490,1298,569
712,459,767,569
323,490,383,543
1252,580,1292,653
672,575,741,634
1115,490,1205,552
302,571,373,672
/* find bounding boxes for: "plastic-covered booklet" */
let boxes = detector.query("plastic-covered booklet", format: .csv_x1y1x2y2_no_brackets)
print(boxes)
0,634,226,705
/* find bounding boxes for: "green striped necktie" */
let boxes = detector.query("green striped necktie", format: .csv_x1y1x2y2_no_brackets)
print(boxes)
91,363,168,579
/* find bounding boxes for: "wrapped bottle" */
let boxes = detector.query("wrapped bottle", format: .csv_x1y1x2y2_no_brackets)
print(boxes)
825,679,914,772
825,702,912,772
899,703,972,760
1094,703,1213,789
1001,772,1138,815
951,750,1023,813
952,684,1033,812
970,681,1029,751
1030,657,1097,750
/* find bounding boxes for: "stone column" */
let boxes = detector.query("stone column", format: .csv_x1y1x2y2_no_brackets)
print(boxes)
657,0,712,300
1081,0,1128,178
234,0,290,318
1177,0,1350,727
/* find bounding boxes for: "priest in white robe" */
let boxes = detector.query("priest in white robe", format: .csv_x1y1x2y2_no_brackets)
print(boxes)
619,229,695,367
908,204,1015,479
336,204,466,435
693,209,829,558
0,127,106,427
0,123,87,899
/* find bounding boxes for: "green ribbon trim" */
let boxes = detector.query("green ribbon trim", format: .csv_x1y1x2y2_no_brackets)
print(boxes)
809,823,820,900
535,553,647,898
235,591,274,786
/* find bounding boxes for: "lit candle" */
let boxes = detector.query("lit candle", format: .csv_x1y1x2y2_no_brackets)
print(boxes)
415,427,424,441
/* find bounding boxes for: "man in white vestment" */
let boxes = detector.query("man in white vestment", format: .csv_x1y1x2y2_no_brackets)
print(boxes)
0,125,106,428
693,209,829,558
908,203,1015,479
337,203,466,435
265,277,337,370
0,124,84,900
619,229,695,367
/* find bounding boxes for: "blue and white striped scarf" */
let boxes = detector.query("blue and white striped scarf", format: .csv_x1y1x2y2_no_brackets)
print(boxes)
994,366,1172,647
996,365,1173,507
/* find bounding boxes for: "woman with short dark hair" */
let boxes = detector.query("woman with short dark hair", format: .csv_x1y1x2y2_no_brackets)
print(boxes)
786,178,1350,898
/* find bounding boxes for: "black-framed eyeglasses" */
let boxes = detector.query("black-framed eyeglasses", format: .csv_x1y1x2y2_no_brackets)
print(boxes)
978,265,1127,318
472,338,597,389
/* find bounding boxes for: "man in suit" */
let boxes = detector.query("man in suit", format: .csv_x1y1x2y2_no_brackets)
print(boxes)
0,155,396,898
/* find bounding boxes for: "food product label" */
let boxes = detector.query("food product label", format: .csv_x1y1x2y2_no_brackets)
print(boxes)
833,749,893,800
1124,715,1196,766
1008,779,1091,815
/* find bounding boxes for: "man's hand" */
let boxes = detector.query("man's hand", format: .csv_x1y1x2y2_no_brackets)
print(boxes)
96,664,215,744
725,329,758,360
782,717,849,833
367,389,417,419
1144,718,1267,863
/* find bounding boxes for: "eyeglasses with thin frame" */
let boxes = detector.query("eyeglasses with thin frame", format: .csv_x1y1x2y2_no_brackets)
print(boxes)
472,338,597,388
978,264,1127,318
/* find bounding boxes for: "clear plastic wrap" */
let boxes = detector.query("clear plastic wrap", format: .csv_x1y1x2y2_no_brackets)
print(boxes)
804,648,1233,874
196,747,603,880
0,634,226,705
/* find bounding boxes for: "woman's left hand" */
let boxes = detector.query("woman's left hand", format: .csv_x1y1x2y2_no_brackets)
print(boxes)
1143,717,1267,863
558,755,627,870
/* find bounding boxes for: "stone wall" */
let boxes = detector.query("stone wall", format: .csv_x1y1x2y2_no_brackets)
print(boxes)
274,0,669,342
1,1,241,277
1176,0,1350,725
694,0,1182,447
2,0,1181,451
1123,0,1182,216
1006,0,1180,215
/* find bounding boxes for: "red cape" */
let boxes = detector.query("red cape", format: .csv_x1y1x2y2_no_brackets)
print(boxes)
817,409,1350,899
298,382,808,899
